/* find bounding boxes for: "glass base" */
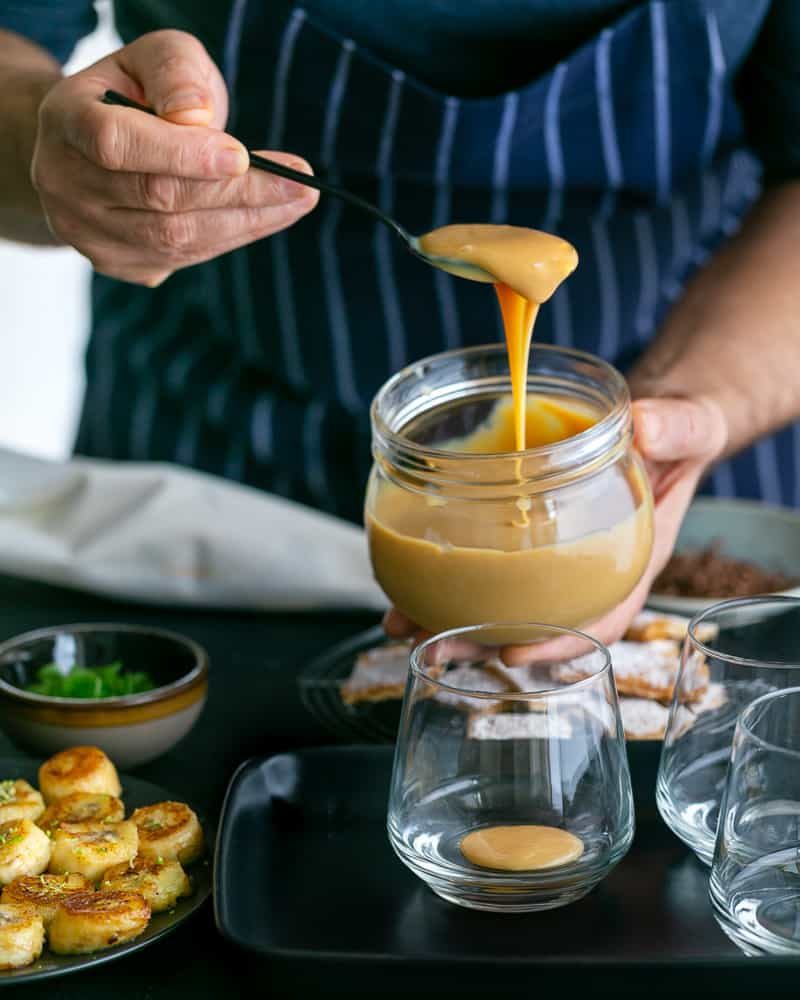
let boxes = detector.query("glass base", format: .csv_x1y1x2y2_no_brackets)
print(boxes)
389,827,617,914
710,855,800,957
655,779,716,866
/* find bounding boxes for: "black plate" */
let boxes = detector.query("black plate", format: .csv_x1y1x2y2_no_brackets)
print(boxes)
0,757,212,985
215,746,800,991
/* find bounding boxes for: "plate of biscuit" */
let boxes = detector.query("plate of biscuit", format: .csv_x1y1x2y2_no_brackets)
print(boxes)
299,610,725,745
0,745,211,983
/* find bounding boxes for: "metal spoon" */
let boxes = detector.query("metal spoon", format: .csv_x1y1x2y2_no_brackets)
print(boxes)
100,89,494,282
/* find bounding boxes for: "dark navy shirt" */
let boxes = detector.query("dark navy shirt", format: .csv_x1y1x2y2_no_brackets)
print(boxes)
2,0,800,182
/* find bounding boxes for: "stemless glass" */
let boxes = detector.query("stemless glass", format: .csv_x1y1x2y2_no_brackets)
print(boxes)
657,597,800,865
710,687,800,956
387,623,634,912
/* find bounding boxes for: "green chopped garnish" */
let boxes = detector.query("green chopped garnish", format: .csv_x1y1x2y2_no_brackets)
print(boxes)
0,781,16,804
24,660,155,699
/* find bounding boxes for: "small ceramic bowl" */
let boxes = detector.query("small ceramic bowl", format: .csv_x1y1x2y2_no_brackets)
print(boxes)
647,498,800,616
0,623,209,768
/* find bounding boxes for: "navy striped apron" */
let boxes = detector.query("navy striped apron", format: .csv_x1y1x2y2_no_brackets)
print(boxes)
75,0,798,523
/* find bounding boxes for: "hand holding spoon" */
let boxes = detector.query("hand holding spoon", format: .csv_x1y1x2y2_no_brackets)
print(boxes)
100,89,495,283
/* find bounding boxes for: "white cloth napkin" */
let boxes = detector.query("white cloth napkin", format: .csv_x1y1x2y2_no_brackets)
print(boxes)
0,447,387,611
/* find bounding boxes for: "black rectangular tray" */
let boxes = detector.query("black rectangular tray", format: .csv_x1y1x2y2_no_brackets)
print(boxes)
214,746,799,991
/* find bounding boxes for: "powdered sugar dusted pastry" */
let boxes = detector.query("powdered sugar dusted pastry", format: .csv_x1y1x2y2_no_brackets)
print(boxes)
467,711,573,741
619,697,670,741
434,664,511,713
553,640,707,704
672,682,729,738
624,610,718,644
484,658,556,695
340,641,414,705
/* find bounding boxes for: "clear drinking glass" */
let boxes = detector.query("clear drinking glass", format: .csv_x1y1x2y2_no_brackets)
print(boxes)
387,623,635,912
657,597,800,865
710,686,800,955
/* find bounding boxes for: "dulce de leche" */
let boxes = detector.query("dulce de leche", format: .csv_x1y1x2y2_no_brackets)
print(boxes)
460,825,584,872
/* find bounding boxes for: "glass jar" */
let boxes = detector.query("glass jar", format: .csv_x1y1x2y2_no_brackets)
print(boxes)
365,344,653,634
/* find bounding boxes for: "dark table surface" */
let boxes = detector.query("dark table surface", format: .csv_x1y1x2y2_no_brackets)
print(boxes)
0,574,794,996
0,573,377,999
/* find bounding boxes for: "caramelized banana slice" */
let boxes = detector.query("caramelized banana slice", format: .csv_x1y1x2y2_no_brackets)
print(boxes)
102,857,191,913
0,820,51,885
49,821,138,881
48,891,150,955
0,781,45,825
38,793,124,835
1,873,91,927
0,904,44,969
130,802,204,865
38,747,121,804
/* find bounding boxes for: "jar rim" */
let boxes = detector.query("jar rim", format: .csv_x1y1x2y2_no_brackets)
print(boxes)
370,342,630,466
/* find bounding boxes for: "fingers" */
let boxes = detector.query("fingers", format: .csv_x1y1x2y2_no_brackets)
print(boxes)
117,30,227,128
59,96,249,179
382,608,415,638
633,396,728,465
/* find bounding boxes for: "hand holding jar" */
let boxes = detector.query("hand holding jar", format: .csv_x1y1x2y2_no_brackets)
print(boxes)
381,382,728,659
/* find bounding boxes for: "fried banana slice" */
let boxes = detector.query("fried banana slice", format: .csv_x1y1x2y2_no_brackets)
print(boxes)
0,820,51,885
38,747,121,804
102,857,191,913
49,821,138,881
1,873,91,927
0,781,45,825
0,904,44,969
38,793,124,835
130,802,204,865
48,891,150,955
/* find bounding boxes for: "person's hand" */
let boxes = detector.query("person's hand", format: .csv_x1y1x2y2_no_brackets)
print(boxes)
384,395,728,662
30,30,318,286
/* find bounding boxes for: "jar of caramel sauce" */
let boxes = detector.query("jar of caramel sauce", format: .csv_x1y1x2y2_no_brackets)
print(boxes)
365,344,653,634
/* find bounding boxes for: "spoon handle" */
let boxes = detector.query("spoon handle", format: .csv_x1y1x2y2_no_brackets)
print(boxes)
100,90,410,241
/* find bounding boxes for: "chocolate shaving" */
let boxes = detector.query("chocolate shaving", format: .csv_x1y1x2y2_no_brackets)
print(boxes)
653,542,798,599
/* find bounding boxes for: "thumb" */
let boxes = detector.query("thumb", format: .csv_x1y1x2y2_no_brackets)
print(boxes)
118,30,229,128
633,396,728,464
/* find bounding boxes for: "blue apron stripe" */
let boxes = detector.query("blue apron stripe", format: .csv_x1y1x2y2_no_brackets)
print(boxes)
208,370,236,425
268,8,306,148
662,194,691,301
710,460,736,498
174,406,202,468
129,378,160,460
321,196,359,411
250,395,274,462
550,285,573,349
272,236,306,388
700,9,725,168
230,250,260,364
433,97,462,350
90,290,154,456
222,0,248,97
754,437,783,506
376,176,406,371
633,211,659,340
320,39,354,168
376,70,407,372
650,2,671,203
592,205,620,357
320,41,359,412
595,28,623,189
491,92,519,222
544,62,568,190
694,170,721,263
224,433,247,482
303,399,333,509
267,10,308,390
